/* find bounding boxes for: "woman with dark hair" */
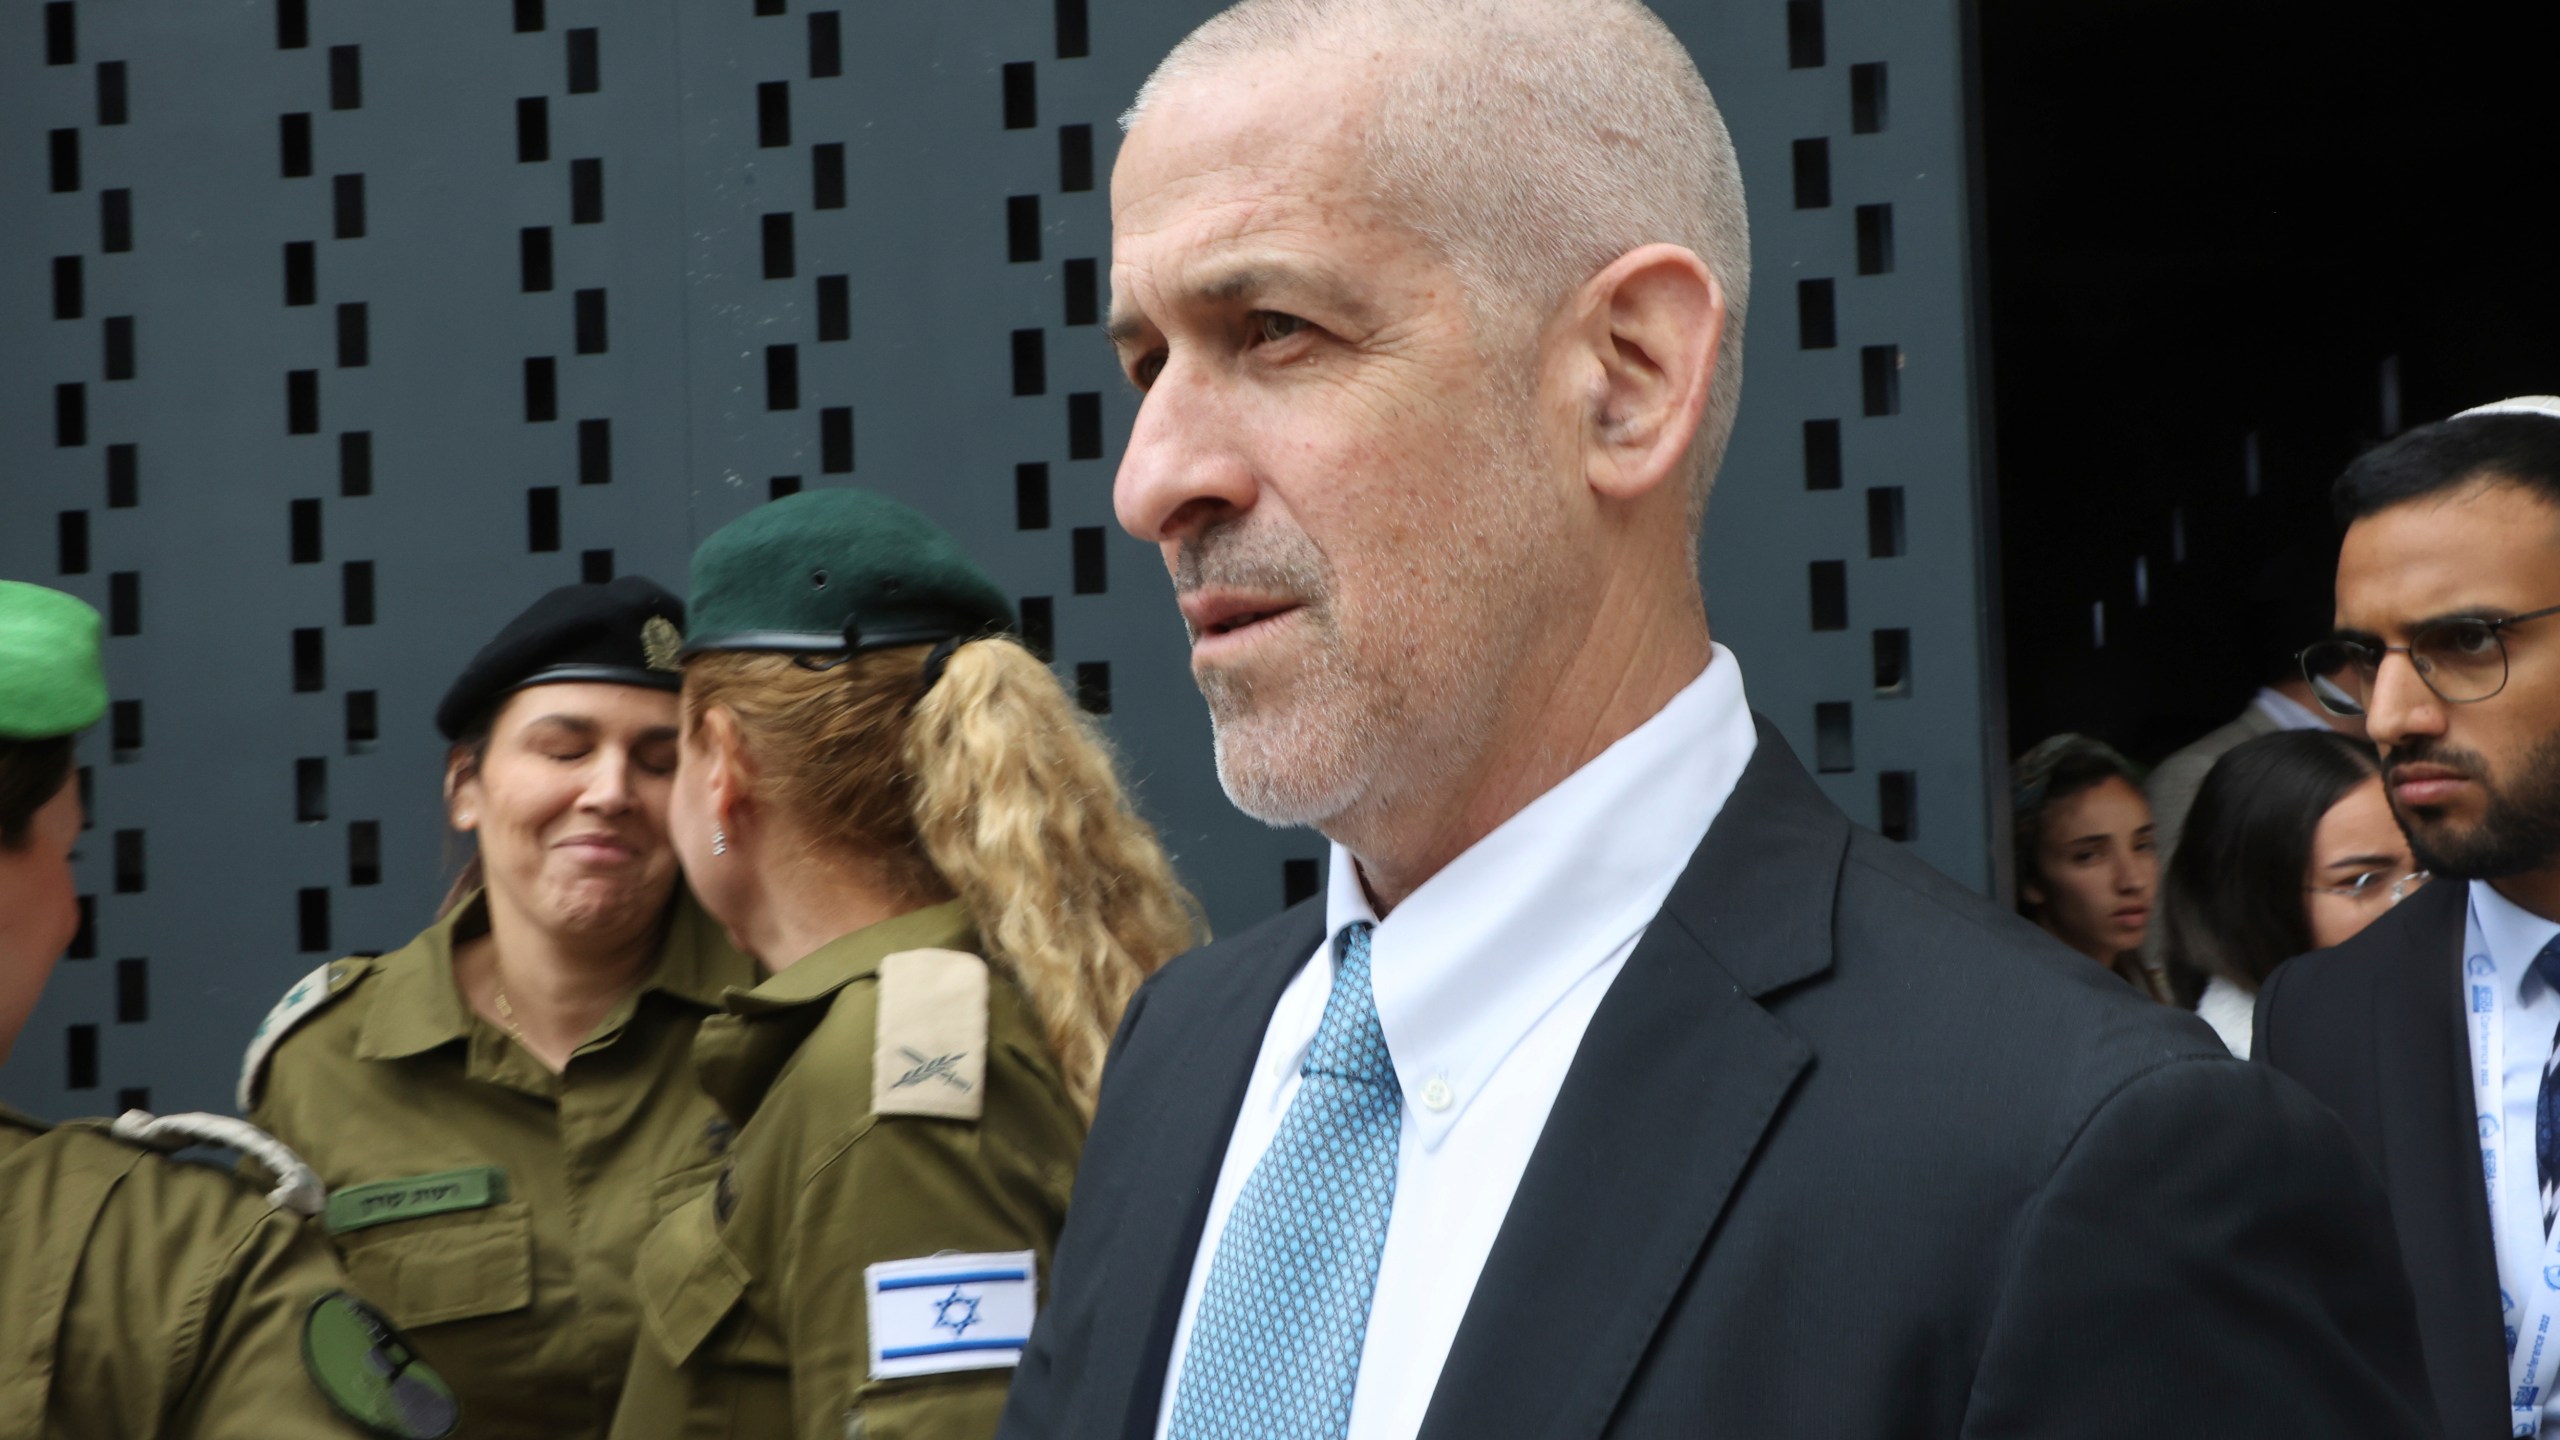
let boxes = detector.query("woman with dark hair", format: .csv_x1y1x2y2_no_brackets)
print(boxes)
2161,729,2423,1056
2012,733,2171,1001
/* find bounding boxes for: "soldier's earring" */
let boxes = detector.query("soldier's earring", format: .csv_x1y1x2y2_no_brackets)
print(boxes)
457,811,474,827
712,827,728,857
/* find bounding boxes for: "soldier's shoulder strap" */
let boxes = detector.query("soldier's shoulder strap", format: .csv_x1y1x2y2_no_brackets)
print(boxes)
57,1109,326,1217
871,948,990,1122
238,956,376,1112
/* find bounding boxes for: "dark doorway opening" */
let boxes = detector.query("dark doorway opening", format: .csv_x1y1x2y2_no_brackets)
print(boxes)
1978,0,2560,766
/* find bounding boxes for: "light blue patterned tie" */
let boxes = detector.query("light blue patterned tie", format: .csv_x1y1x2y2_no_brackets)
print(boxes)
1167,922,1400,1440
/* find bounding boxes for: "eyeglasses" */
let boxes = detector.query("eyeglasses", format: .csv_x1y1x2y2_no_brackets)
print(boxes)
2305,867,2431,905
2298,602,2560,718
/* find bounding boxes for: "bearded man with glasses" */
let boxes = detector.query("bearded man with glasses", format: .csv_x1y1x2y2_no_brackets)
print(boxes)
2261,396,2560,1440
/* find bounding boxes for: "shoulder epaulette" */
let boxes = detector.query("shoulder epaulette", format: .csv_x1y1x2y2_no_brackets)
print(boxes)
75,1109,327,1216
871,948,990,1121
237,957,373,1112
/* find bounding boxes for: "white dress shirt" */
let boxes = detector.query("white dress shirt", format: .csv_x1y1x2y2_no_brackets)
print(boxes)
2477,881,2560,1435
2251,685,2333,733
2195,974,2256,1058
1153,645,1759,1440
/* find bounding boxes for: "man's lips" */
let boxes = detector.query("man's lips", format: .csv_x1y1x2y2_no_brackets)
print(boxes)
2388,764,2473,807
1178,591,1305,644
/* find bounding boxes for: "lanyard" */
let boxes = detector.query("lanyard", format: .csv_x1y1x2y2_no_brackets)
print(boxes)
2464,893,2560,1438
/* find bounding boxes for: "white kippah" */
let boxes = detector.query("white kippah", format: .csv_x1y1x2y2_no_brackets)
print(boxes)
2453,396,2560,423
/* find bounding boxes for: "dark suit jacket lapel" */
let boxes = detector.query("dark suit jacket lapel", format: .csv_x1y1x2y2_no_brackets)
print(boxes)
1418,720,1840,1440
2370,880,2507,1439
1105,903,1328,1440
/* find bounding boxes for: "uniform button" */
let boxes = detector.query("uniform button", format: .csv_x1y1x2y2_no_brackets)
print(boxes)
1420,1077,1455,1112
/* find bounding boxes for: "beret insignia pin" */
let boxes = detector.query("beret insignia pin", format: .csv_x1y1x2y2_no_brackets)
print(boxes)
641,616,685,673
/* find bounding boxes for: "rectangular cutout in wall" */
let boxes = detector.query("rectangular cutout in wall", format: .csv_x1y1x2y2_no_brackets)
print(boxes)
581,549,613,583
115,1086,151,1114
290,498,322,563
515,0,545,33
574,288,608,354
768,476,801,500
755,0,783,15
339,431,372,497
1063,258,1098,326
345,689,378,746
288,368,322,430
1809,559,1848,631
103,315,135,380
97,62,127,126
50,128,79,193
524,357,558,422
295,757,328,822
578,418,611,484
56,385,87,447
1791,138,1830,209
570,157,604,223
1851,62,1889,134
67,1025,98,1090
518,97,550,162
1056,0,1089,59
284,241,317,306
1075,661,1111,715
1879,770,1917,841
278,0,309,49
765,345,800,410
1072,526,1107,594
527,487,562,552
1019,596,1055,661
1873,627,1911,696
1797,279,1837,350
812,144,845,209
1803,418,1843,491
1007,196,1041,262
100,188,132,253
56,510,89,575
1861,344,1902,417
1012,329,1047,396
108,571,139,636
336,302,369,367
333,174,366,239
757,82,791,147
45,2,74,64
53,255,82,319
70,896,97,958
298,888,331,953
1856,204,1895,276
820,406,853,472
1016,463,1051,530
761,213,796,279
292,627,326,692
111,699,142,754
1866,486,1906,558
1003,62,1037,129
1067,392,1102,459
1283,858,1321,907
1787,0,1825,67
329,45,362,110
113,829,144,893
1814,702,1855,773
816,274,849,340
566,28,599,93
106,444,138,507
342,560,375,625
520,227,554,292
281,113,313,177
809,12,842,78
116,958,147,1023
349,820,381,886
1059,124,1094,192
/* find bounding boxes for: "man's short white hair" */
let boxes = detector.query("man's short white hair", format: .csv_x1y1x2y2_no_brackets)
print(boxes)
1126,0,1752,518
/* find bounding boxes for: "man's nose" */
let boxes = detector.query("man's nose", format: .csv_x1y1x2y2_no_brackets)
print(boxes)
2363,652,2447,750
1114,367,1258,547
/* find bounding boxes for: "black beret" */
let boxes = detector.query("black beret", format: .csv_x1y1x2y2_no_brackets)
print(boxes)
434,576,687,740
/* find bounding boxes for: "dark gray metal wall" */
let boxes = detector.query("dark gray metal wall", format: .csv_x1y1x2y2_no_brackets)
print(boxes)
1,0,1994,1120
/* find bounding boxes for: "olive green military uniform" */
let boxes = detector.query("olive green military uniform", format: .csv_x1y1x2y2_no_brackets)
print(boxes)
609,901,1085,1440
245,888,759,1439
0,1104,429,1439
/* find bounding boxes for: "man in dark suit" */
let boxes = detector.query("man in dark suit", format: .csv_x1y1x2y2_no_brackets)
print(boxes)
2258,398,2560,1440
999,2,2437,1436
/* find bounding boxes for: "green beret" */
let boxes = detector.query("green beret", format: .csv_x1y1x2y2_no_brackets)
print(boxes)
0,581,108,741
685,489,1014,657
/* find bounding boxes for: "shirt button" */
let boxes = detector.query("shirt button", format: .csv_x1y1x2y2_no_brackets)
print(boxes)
1420,1077,1455,1112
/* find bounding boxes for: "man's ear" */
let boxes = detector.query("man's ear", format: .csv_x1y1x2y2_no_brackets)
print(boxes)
1566,243,1726,505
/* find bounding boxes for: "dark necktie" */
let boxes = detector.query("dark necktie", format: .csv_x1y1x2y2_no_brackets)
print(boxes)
2531,936,2560,1235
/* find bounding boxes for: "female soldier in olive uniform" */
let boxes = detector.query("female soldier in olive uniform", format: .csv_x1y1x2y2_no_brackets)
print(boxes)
608,490,1202,1440
1,580,454,1439
244,578,760,1438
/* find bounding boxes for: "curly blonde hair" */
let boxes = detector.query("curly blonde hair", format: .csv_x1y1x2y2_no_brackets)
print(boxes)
685,638,1203,1113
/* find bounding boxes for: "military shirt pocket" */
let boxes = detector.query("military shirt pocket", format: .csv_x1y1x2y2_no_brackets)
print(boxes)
633,1189,763,1367
337,1200,535,1327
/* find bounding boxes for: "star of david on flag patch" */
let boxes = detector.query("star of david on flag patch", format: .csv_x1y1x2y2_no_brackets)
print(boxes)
864,1250,1037,1380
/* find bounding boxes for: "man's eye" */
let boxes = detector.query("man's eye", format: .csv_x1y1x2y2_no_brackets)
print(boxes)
1254,312,1308,344
1131,352,1166,389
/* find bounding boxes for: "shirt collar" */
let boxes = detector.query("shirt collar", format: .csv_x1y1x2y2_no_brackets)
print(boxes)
1323,644,1758,1150
720,900,977,1015
2251,686,2332,733
2480,881,2560,1004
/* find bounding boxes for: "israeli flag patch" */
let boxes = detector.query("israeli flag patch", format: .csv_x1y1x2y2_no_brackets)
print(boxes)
864,1250,1036,1380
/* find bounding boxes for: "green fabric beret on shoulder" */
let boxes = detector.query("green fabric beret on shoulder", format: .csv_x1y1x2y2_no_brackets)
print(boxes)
685,488,1014,656
0,581,108,741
